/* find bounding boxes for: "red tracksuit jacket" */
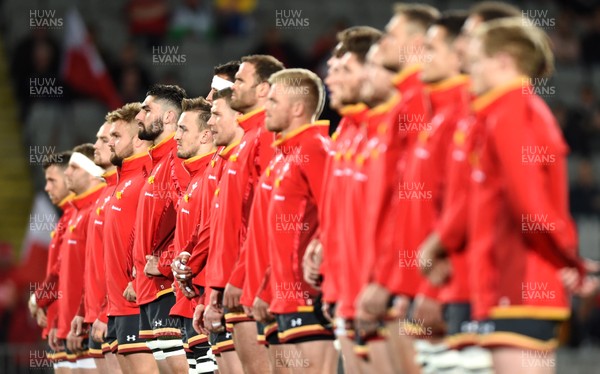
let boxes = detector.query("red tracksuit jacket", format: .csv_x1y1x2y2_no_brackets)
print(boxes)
266,123,330,314
104,153,152,318
468,77,582,321
134,134,190,305
57,184,106,339
319,104,369,306
368,66,433,297
168,151,215,319
38,194,75,338
206,108,274,291
81,170,117,323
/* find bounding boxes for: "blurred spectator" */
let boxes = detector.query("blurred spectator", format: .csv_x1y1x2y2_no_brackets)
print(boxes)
549,13,580,64
214,0,257,37
126,0,170,48
169,0,215,41
10,29,63,119
109,42,152,103
570,159,600,218
556,86,598,156
249,27,307,68
581,8,600,68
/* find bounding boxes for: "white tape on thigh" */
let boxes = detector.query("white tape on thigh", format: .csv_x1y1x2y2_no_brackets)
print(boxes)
459,346,494,370
76,357,97,369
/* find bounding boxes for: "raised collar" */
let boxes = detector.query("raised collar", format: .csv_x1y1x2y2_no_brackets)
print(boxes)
219,138,241,159
58,192,76,211
71,183,106,210
427,75,470,109
183,150,217,176
472,76,528,114
237,107,266,132
149,133,176,162
392,64,422,91
102,169,118,186
272,120,329,148
119,152,150,176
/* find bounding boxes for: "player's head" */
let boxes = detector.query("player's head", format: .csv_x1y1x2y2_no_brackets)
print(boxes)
468,17,553,95
93,122,113,169
107,102,145,167
136,84,187,141
421,11,467,83
265,69,324,133
324,29,351,110
175,97,213,159
43,150,72,205
231,54,284,114
361,43,396,107
338,26,382,105
207,60,240,103
65,144,104,195
380,3,440,71
456,1,521,72
209,88,241,146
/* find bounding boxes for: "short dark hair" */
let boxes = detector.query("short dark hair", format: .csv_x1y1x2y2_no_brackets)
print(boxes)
146,84,187,113
394,3,440,34
337,26,383,63
42,150,72,170
72,143,95,160
214,60,241,82
181,97,212,130
213,87,233,104
433,11,468,44
241,55,285,83
470,1,521,22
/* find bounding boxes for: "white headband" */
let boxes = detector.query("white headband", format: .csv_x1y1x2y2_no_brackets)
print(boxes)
211,75,234,91
69,152,105,178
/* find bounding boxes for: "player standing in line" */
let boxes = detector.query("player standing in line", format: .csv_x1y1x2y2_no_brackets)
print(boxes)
133,85,189,373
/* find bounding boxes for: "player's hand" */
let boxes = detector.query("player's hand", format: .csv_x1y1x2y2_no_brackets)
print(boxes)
204,304,225,333
178,280,197,298
171,254,193,281
321,301,333,322
36,308,47,327
356,283,391,318
252,297,273,323
66,331,84,352
192,304,209,335
418,232,445,275
70,315,84,336
91,319,107,343
144,255,162,277
48,328,63,351
412,294,445,334
243,305,253,318
28,294,38,318
303,238,323,290
561,267,600,297
123,282,137,302
428,257,452,286
223,283,242,309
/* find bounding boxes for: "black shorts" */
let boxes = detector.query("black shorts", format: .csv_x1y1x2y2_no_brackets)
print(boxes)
104,317,119,353
224,306,253,331
257,320,281,346
110,314,152,354
209,330,234,355
64,337,90,362
139,293,182,340
180,316,209,350
443,303,478,349
87,334,104,358
276,303,334,344
477,318,561,351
